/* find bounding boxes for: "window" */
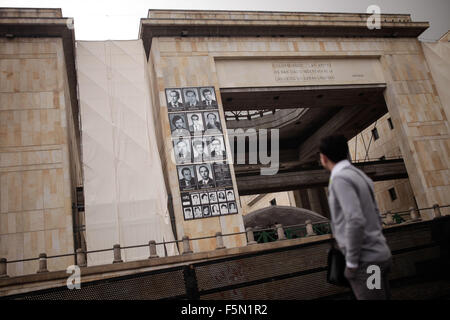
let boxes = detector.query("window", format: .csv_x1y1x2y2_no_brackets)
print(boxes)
387,118,394,130
270,198,277,206
388,187,397,201
372,128,379,140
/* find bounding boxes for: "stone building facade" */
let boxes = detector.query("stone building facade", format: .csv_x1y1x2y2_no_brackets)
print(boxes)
0,8,449,276
0,8,82,276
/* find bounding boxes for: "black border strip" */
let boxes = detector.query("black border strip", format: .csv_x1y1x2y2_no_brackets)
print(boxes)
2,264,187,300
194,242,440,296
198,266,329,297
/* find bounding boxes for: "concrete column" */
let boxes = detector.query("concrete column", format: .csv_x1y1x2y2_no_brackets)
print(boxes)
148,240,159,258
215,232,226,250
37,253,48,273
308,188,322,214
433,204,442,219
246,227,257,245
317,187,331,219
0,258,8,278
294,189,311,210
76,248,87,267
276,224,286,241
113,244,123,263
305,220,317,236
382,60,450,217
182,236,193,254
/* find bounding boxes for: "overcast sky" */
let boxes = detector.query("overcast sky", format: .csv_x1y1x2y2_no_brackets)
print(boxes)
1,0,448,41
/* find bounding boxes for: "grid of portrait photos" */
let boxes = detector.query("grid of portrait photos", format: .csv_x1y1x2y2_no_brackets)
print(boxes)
165,86,238,221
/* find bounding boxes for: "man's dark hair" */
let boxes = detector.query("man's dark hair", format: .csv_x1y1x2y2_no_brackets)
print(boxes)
181,167,191,175
186,90,196,97
199,165,209,174
319,135,350,163
172,115,184,126
202,88,211,97
170,90,180,99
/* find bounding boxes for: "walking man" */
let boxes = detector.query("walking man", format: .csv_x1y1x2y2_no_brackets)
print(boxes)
319,134,392,300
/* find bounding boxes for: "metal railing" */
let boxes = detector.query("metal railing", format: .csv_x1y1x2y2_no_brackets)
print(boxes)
0,203,448,279
352,155,403,163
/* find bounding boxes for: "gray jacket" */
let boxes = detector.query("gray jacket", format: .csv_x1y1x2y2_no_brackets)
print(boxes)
328,165,391,265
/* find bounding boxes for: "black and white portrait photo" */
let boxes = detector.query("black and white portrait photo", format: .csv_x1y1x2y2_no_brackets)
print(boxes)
211,204,220,216
184,207,193,220
212,162,233,187
228,202,238,214
200,192,210,205
202,205,211,217
193,206,202,219
173,137,192,164
191,193,201,206
166,88,184,112
183,88,201,110
220,203,229,215
177,165,197,191
203,111,222,135
169,113,189,137
217,190,227,202
226,188,235,201
187,112,204,134
192,138,210,162
207,136,226,161
200,87,218,109
208,191,218,203
196,163,215,189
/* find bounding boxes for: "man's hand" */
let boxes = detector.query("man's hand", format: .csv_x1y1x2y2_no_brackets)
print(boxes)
344,266,358,280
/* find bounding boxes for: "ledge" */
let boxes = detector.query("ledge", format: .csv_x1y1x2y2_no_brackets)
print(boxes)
2,216,448,297
0,234,332,296
139,10,429,58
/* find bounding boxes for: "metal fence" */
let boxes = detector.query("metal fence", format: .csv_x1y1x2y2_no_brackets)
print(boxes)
0,203,448,279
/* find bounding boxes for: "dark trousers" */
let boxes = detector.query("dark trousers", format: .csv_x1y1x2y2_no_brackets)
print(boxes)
346,258,392,300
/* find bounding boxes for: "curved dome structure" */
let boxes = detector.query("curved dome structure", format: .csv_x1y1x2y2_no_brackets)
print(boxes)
243,205,329,229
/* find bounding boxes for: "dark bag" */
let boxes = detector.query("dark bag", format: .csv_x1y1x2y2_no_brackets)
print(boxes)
327,243,350,287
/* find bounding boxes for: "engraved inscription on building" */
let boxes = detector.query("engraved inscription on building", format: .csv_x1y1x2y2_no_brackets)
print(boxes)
272,62,335,82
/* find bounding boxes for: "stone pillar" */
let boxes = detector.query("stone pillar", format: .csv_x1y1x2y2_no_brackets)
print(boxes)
382,52,450,218
276,224,286,241
113,244,123,263
385,211,395,225
37,253,48,273
182,236,193,254
317,187,331,219
433,204,442,219
308,188,322,214
246,227,257,245
0,258,8,278
76,248,87,267
305,220,317,236
147,38,247,252
215,232,226,250
293,189,311,210
148,240,159,258
409,207,420,221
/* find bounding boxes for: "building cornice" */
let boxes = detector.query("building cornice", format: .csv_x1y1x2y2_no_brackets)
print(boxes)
139,10,429,58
